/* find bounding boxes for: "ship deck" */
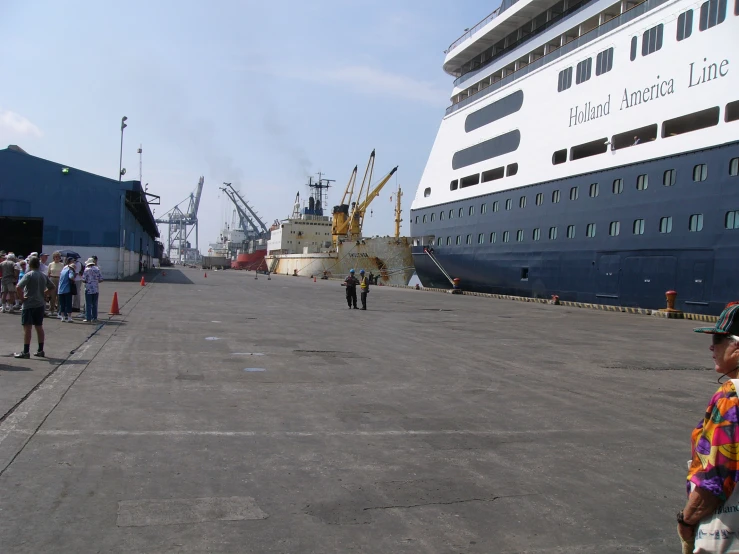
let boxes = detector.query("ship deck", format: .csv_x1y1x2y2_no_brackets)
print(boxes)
0,268,709,552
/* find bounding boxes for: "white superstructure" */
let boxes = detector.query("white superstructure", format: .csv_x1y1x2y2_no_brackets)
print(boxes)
412,0,738,213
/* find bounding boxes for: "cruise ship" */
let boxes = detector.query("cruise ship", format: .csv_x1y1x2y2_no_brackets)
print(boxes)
410,0,739,314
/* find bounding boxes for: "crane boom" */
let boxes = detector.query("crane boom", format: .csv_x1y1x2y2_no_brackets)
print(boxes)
190,176,204,218
333,165,397,242
220,187,261,237
224,183,268,235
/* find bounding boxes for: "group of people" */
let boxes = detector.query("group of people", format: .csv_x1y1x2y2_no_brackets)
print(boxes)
0,251,104,359
343,268,370,310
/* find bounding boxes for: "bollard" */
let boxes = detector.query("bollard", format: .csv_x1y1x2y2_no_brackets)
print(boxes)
451,277,462,295
665,290,678,312
415,284,420,290
314,276,317,282
550,294,560,305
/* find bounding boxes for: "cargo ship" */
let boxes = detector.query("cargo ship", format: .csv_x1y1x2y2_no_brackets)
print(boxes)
410,0,739,314
266,152,415,285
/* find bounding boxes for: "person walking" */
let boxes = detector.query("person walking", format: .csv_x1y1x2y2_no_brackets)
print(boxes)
82,257,103,322
57,258,76,323
343,269,359,309
13,256,55,358
1,253,19,313
47,251,64,317
71,256,83,315
358,269,370,310
677,302,739,553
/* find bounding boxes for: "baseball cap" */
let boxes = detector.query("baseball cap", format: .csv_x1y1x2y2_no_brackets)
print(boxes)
694,303,739,335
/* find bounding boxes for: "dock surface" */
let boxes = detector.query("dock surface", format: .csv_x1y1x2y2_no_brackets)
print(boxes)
0,269,715,553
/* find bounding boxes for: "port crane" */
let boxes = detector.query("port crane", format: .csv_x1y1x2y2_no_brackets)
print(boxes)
154,176,204,262
220,182,269,239
331,150,398,243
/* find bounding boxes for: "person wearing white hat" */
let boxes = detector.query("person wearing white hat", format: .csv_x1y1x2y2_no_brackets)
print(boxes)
0,253,18,313
82,258,103,322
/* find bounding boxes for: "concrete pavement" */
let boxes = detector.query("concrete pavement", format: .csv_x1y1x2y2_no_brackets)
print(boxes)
0,268,719,553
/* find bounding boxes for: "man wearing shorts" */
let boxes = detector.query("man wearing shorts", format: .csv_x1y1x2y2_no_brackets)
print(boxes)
14,256,55,359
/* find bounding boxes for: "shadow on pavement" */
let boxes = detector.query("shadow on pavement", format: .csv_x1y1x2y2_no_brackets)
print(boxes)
151,269,194,285
0,364,32,372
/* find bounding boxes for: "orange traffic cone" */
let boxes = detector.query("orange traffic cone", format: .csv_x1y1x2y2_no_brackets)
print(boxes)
140,276,146,286
108,292,120,315
314,276,316,282
204,272,207,278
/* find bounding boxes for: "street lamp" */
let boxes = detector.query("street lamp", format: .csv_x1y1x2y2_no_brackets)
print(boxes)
119,116,128,181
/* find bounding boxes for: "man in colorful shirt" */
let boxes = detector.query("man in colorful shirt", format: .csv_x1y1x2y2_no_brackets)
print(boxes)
82,258,103,322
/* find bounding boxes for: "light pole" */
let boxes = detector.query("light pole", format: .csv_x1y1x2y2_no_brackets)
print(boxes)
119,116,128,181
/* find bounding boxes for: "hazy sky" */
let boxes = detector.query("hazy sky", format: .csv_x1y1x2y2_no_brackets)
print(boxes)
1,1,494,249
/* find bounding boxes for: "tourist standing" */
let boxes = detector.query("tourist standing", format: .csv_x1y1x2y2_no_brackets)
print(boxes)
71,256,83,314
57,258,76,323
47,251,64,317
1,253,18,313
358,269,370,310
13,256,55,358
82,258,103,322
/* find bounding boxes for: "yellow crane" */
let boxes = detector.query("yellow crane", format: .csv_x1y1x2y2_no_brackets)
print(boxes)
332,151,398,243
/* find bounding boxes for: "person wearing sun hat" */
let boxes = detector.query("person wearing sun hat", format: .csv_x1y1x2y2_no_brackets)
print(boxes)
677,302,739,553
82,257,103,323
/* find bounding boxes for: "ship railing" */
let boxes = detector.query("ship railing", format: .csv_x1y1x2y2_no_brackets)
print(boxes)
446,0,669,116
445,0,521,54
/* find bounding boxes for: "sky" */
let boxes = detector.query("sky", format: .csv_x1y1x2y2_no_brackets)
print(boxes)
1,0,495,250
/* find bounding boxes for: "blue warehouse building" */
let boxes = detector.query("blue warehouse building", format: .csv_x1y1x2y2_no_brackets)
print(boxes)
0,145,159,279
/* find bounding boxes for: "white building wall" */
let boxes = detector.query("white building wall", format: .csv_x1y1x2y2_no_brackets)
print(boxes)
42,245,146,280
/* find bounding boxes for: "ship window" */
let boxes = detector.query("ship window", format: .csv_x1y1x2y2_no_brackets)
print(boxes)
456,235,462,245
552,190,561,203
613,179,624,194
424,187,431,197
430,213,435,222
521,267,529,280
536,193,543,205
612,124,658,150
570,186,579,200
519,196,526,208
440,211,445,220
693,164,708,182
505,199,512,210
533,228,541,241
414,216,418,224
660,216,673,233
549,226,558,240
466,234,473,245
506,163,518,176
452,130,521,170
677,10,694,40
566,225,575,239
699,0,727,30
576,58,592,84
595,47,614,76
482,167,505,182
726,210,739,229
422,215,427,223
589,183,599,197
465,90,524,132
662,106,720,137
557,67,573,92
586,223,596,238
726,100,739,122
570,137,608,161
664,169,676,186
460,173,480,188
481,203,487,214
552,149,567,165
490,232,497,243
450,179,459,191
609,221,620,236
449,209,454,219
516,229,524,242
633,219,645,235
689,213,704,232
503,231,510,243
493,201,499,212
736,0,739,16
447,236,452,245
459,207,464,218
477,233,484,244
630,36,638,61
469,205,475,216
642,24,663,56
730,158,739,176
437,237,443,246
636,174,649,190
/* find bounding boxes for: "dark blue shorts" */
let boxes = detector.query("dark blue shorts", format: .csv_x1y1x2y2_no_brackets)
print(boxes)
21,306,45,326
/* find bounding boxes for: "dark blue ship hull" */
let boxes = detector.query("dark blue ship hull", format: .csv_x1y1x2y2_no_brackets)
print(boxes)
410,142,739,315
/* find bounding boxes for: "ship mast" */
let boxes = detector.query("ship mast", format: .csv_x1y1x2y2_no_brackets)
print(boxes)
394,183,403,239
